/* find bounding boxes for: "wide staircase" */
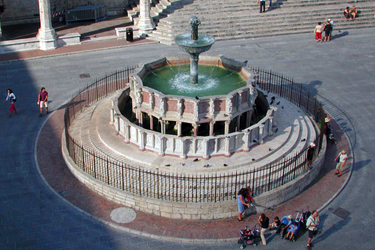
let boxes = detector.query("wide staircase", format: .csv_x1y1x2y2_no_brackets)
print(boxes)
127,0,375,44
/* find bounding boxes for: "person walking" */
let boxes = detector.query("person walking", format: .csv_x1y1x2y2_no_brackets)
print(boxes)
237,188,250,221
258,213,269,246
5,89,17,117
37,87,48,117
306,210,320,249
334,150,348,177
314,22,323,42
259,0,266,13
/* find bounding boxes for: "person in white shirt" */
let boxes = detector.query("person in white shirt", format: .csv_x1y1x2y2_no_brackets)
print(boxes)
306,210,320,248
334,150,348,177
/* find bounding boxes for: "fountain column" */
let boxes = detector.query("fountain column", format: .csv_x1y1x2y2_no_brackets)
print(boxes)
190,53,199,85
37,0,57,50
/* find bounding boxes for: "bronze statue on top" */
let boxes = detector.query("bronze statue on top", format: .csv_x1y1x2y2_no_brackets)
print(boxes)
190,16,201,40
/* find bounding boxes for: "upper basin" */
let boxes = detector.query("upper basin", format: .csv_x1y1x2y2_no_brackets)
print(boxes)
175,33,215,54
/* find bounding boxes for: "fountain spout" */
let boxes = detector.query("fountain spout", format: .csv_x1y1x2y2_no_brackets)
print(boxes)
190,16,200,40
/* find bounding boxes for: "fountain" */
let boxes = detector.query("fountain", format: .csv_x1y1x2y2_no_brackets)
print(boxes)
175,16,215,84
63,15,322,221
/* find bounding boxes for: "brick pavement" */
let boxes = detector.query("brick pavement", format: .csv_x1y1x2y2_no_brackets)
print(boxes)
37,104,351,241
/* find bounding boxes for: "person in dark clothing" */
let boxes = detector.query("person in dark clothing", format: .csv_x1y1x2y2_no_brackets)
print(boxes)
307,143,315,169
323,20,332,42
259,0,266,13
258,213,269,245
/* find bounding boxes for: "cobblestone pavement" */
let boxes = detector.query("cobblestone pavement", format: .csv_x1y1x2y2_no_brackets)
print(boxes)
1,28,375,249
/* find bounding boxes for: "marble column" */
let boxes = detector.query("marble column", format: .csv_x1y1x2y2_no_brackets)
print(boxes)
224,120,230,135
37,0,57,50
138,0,155,34
177,122,182,137
209,122,214,136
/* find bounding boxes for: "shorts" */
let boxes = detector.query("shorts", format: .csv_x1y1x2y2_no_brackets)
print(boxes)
308,229,315,238
39,101,48,108
336,162,345,172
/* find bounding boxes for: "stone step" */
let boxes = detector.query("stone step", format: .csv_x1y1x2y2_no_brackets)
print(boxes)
146,0,375,44
68,90,317,174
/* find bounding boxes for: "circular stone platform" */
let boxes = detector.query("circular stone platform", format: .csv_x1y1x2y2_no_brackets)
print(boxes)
68,93,317,173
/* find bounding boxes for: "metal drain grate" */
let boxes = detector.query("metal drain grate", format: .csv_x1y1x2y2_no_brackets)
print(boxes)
79,73,91,79
332,207,351,219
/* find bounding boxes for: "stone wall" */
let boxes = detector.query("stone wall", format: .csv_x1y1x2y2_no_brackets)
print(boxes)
1,0,129,24
62,131,327,220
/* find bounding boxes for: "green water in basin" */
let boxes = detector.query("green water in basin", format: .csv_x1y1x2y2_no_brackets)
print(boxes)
142,64,247,97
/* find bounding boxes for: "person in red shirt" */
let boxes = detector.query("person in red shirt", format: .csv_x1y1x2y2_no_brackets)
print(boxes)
38,87,48,117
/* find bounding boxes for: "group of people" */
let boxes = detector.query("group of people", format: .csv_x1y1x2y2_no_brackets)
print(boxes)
255,211,320,248
314,19,334,43
344,6,358,20
4,87,49,117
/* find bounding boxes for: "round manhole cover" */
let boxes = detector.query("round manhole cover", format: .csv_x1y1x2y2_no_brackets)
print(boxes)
110,207,137,223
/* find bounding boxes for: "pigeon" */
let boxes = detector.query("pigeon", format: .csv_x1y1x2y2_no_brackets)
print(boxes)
275,128,278,133
195,96,199,100
252,158,256,161
193,158,199,162
281,106,284,109
276,101,280,105
165,164,171,167
223,164,228,167
269,148,272,151
301,138,306,142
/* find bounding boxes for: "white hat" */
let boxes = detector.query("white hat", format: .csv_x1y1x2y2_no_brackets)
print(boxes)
327,19,331,21
310,143,316,147
287,215,292,219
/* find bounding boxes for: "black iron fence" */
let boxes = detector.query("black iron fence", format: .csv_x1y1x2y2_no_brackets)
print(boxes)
64,66,325,203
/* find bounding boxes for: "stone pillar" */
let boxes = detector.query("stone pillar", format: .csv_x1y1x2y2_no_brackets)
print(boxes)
160,120,166,134
138,112,143,127
236,116,241,132
124,124,131,143
225,136,231,156
203,139,209,159
150,115,154,130
209,122,214,136
243,130,250,151
268,116,273,135
180,139,186,159
158,135,165,156
139,130,146,151
224,120,230,135
37,0,57,50
193,124,198,137
177,122,182,137
247,110,253,127
259,124,265,144
138,0,155,34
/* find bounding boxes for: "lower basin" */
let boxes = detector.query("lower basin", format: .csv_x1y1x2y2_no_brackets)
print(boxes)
142,64,247,97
